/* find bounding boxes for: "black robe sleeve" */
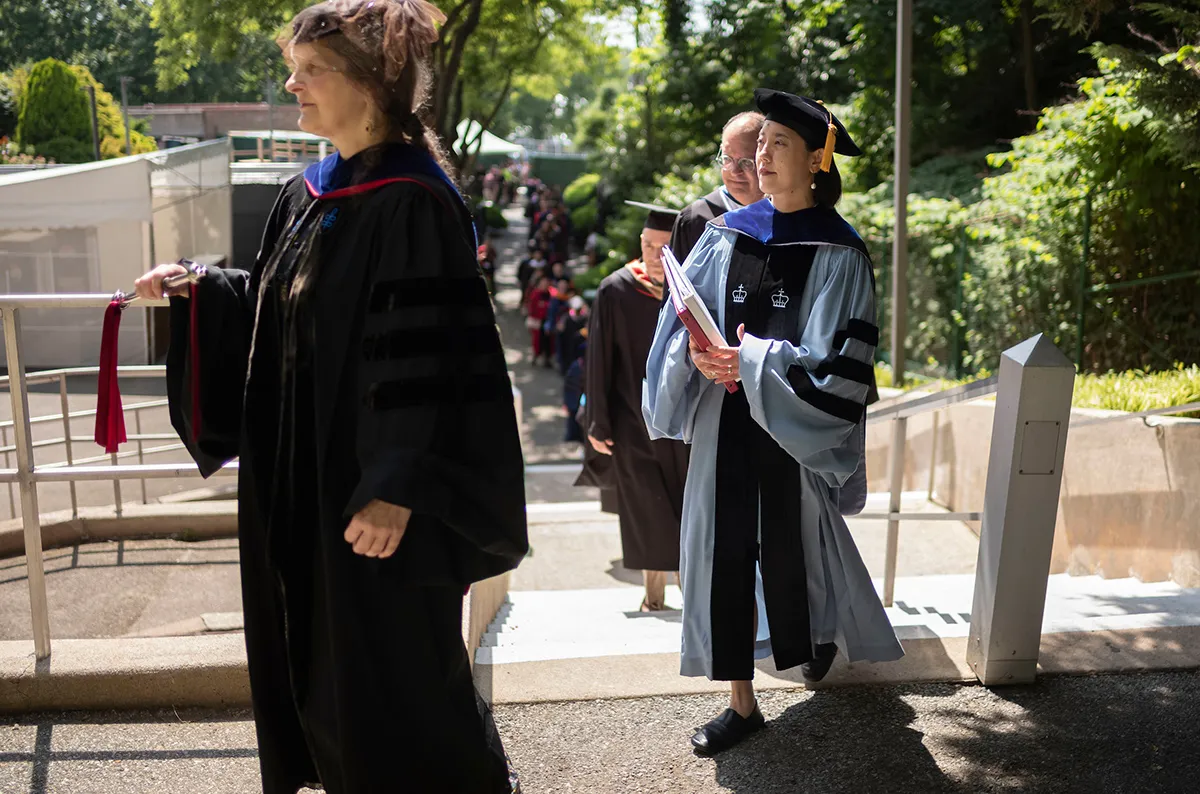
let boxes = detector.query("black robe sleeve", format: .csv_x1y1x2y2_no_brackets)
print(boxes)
584,276,615,443
165,181,292,477
344,184,528,567
668,204,701,264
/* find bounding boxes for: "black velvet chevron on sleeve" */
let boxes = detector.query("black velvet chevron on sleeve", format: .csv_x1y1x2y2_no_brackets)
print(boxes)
344,186,528,567
785,318,881,425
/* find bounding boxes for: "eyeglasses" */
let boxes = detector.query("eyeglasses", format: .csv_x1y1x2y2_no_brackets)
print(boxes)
715,153,756,174
288,60,342,82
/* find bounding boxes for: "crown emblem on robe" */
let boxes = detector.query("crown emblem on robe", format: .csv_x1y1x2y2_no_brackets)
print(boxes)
732,284,748,304
771,288,789,309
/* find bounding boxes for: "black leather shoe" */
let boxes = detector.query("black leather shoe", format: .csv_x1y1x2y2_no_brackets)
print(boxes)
801,642,839,683
690,703,765,756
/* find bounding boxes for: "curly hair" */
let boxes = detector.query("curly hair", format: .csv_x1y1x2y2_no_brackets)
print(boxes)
280,0,455,180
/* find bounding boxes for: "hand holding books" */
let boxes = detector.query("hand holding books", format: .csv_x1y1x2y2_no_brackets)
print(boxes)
661,245,739,394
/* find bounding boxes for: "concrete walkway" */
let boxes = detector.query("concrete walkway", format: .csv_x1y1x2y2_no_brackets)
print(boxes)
3,670,1198,793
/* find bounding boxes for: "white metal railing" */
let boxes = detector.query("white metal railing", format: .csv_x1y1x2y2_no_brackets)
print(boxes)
864,375,1000,605
3,291,523,662
0,293,233,660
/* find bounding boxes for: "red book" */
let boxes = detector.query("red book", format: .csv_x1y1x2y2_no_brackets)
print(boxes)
662,245,738,394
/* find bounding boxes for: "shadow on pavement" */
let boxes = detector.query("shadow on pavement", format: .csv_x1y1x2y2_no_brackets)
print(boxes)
712,688,954,793
0,709,259,794
926,672,1200,793
713,671,1200,793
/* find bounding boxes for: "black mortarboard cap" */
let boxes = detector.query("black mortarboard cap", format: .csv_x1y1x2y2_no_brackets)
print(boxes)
753,88,861,171
625,200,680,232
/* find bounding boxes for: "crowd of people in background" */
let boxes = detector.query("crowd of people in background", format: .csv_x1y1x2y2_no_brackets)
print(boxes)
499,178,593,444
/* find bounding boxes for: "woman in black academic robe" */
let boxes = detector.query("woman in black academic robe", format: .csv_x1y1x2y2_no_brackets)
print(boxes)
134,3,526,792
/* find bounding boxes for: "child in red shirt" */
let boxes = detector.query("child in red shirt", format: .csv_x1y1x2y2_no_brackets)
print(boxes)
525,274,553,364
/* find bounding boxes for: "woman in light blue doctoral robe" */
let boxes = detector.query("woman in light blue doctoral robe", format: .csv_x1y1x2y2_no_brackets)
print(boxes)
642,88,902,756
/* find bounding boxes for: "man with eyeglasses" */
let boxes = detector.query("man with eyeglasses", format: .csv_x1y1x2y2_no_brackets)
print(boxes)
668,111,766,263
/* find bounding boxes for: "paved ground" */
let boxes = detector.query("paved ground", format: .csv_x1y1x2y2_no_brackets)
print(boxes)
2,670,1198,793
0,538,240,642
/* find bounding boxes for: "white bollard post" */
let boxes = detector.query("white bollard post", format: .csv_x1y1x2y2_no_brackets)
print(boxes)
967,333,1075,685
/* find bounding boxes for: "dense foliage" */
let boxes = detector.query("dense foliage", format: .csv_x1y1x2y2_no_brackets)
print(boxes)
571,0,1200,376
10,58,155,162
15,59,91,160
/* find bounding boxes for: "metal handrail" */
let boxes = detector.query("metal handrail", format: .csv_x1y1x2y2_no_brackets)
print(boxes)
868,375,999,422
0,293,217,660
0,293,169,309
865,375,1000,606
0,365,166,389
1072,400,1200,427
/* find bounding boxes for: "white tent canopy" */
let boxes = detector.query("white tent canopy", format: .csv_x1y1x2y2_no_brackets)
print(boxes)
454,120,525,157
0,158,152,231
0,141,232,367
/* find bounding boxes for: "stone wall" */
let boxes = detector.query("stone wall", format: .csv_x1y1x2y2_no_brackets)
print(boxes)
866,400,1200,586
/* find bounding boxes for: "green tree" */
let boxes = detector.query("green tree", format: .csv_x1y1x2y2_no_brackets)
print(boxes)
151,0,603,149
16,58,91,160
453,0,598,167
71,65,157,157
0,70,24,139
1038,0,1200,169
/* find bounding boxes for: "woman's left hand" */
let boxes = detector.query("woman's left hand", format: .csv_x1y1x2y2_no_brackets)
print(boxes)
693,324,746,385
345,499,412,559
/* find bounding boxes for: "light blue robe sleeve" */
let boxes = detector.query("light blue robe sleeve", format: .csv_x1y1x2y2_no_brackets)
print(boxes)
642,227,733,443
737,246,877,485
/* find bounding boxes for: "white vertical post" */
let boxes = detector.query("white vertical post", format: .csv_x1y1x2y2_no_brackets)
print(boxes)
967,334,1075,685
3,308,51,658
883,416,907,607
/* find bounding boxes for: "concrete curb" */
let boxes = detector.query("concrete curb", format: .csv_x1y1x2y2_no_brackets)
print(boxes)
1,576,512,714
0,635,250,713
0,502,238,559
475,625,1200,705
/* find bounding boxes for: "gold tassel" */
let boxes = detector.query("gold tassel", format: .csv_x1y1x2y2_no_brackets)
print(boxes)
817,100,836,172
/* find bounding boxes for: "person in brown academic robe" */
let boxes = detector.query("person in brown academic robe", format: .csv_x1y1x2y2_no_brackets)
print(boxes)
582,202,689,611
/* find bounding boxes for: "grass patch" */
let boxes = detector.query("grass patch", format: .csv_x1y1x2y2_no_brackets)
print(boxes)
877,362,1200,418
1073,366,1200,417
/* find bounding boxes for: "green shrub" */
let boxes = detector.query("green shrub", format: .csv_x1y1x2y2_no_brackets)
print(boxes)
878,362,1199,418
571,199,598,236
574,251,628,292
0,139,51,165
843,61,1200,379
34,135,92,164
483,204,508,230
563,172,601,208
1073,366,1200,417
72,66,156,158
0,74,20,140
16,59,90,154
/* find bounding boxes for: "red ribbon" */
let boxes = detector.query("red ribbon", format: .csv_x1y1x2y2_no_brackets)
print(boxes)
95,300,127,453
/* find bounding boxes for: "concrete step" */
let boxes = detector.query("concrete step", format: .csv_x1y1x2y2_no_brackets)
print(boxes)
475,574,1200,704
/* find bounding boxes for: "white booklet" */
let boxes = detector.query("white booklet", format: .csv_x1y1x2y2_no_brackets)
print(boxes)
661,245,729,348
